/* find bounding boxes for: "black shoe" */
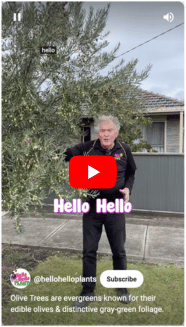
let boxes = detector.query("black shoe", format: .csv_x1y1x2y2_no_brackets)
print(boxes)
117,288,131,304
73,290,95,310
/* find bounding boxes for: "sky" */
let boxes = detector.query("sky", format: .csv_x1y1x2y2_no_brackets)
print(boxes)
83,1,184,101
1,1,184,100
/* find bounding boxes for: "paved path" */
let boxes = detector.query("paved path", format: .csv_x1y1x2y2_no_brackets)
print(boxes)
2,212,184,265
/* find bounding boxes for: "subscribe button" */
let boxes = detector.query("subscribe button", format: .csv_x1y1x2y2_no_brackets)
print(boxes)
69,156,117,188
100,270,143,288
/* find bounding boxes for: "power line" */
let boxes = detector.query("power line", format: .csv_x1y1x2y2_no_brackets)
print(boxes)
115,22,184,59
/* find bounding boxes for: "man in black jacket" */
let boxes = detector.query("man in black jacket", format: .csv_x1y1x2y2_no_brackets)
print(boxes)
64,115,137,309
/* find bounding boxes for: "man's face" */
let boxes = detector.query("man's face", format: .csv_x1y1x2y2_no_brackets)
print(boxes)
97,120,118,149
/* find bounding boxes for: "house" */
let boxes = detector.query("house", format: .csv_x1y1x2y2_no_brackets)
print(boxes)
81,90,184,153
136,90,184,153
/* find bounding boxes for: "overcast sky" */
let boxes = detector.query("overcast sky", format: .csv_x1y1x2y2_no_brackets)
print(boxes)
83,1,184,100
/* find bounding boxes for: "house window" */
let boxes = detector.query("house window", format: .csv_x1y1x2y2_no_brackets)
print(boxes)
144,122,164,152
81,126,90,142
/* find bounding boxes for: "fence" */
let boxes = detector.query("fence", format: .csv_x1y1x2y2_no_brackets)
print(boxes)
131,153,184,213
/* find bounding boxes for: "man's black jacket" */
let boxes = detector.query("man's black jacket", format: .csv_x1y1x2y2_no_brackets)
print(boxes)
64,138,137,199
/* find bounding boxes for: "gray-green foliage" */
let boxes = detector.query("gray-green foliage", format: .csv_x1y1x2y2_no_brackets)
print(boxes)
2,2,151,230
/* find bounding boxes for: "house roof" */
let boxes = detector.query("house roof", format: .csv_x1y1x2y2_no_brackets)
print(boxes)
81,89,184,117
138,89,184,112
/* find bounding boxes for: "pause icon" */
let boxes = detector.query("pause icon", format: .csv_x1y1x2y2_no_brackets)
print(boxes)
13,13,21,21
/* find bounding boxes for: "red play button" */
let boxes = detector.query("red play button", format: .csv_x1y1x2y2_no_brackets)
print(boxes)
69,156,117,189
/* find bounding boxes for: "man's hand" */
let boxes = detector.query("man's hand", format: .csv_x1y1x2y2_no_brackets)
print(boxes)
119,187,130,203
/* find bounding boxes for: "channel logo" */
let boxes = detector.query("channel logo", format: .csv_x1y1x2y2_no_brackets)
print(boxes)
69,156,117,189
10,268,31,288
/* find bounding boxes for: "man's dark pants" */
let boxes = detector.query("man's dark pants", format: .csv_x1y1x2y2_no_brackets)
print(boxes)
82,197,127,292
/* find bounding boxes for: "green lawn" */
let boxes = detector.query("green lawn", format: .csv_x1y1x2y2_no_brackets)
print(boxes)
2,246,184,326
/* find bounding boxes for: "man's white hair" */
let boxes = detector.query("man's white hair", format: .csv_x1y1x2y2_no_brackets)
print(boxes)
94,115,120,132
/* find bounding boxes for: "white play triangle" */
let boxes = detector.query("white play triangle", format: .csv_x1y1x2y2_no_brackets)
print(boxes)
88,165,100,179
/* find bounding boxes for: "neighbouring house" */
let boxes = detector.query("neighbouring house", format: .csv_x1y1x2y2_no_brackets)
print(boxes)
80,90,184,153
135,90,184,153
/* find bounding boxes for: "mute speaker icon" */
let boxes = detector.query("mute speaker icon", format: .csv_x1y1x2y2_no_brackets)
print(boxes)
163,12,174,22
